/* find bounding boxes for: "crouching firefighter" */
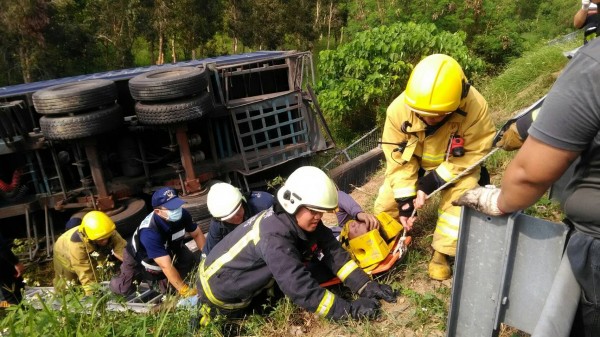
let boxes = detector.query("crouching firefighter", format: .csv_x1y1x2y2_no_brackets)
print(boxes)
195,166,397,324
53,211,126,295
109,187,204,297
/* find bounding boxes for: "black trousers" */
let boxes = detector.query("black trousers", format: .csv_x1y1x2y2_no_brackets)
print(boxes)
567,230,600,337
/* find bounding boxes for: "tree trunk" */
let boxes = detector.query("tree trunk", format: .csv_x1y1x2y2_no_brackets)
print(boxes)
171,37,176,63
157,33,164,65
19,45,32,83
315,0,320,28
327,1,333,49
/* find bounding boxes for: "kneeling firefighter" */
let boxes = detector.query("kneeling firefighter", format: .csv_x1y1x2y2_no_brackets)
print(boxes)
196,166,397,323
53,211,126,295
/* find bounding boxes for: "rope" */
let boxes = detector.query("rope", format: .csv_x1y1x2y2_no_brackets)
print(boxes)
410,147,501,217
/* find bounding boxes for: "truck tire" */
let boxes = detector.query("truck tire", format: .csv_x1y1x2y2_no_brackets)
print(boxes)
32,80,117,115
71,198,148,239
39,104,123,140
108,198,148,239
181,180,222,233
128,67,209,102
134,92,213,125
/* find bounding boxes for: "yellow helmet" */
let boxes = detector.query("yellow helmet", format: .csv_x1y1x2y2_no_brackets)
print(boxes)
79,211,116,241
404,54,468,116
277,166,338,214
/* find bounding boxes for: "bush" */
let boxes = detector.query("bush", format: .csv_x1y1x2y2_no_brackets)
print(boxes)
316,22,485,143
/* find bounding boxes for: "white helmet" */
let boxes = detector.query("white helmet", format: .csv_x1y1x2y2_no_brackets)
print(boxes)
277,166,338,214
207,183,245,220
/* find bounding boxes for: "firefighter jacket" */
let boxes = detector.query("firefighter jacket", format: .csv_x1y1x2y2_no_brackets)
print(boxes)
381,87,496,200
53,226,126,294
198,203,371,320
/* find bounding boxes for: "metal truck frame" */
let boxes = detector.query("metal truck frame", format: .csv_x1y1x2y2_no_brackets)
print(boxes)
0,50,334,259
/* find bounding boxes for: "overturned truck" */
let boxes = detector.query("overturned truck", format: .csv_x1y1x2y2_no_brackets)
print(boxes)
0,51,334,258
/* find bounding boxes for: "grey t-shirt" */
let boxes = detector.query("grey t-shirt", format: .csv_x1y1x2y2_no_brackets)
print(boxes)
528,38,600,238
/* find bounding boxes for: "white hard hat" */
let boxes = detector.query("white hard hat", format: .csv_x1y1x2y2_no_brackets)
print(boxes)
207,183,245,220
277,166,338,214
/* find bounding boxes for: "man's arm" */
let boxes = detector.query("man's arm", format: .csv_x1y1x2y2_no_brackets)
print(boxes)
575,0,591,29
189,226,205,253
110,233,127,262
574,8,589,28
153,255,186,291
497,136,580,213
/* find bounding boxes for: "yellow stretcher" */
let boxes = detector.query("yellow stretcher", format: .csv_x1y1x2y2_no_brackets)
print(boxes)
320,212,412,288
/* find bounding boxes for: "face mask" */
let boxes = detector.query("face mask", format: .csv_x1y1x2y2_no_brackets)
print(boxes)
165,207,183,222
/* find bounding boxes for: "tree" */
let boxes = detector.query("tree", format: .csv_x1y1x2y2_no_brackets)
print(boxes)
84,0,144,68
171,0,225,60
0,0,50,83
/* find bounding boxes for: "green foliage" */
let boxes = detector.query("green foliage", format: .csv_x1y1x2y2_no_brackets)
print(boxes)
400,287,447,330
316,22,484,143
524,194,564,222
1,288,200,337
481,41,575,124
266,175,285,193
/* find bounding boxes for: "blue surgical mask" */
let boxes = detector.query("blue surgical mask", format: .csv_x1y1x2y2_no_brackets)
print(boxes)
165,207,183,221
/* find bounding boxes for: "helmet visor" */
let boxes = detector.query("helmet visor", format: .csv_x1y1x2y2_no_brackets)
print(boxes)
407,104,453,117
220,202,242,222
305,205,335,213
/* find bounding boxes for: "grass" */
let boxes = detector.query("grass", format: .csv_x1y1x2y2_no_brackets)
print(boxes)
479,40,578,126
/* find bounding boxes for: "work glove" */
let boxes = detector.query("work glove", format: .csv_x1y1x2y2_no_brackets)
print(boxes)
177,294,199,307
582,0,591,10
360,281,397,303
178,284,198,298
348,297,381,320
417,171,445,195
452,186,504,216
395,197,415,217
496,123,524,151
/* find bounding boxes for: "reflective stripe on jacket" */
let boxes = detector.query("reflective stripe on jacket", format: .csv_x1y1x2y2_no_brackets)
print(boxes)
381,87,495,199
198,205,371,319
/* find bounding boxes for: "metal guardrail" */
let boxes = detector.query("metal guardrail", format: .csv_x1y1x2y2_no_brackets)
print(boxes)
321,127,381,171
547,31,579,46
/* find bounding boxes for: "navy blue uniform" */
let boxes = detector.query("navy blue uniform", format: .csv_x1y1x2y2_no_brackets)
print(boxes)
203,191,274,255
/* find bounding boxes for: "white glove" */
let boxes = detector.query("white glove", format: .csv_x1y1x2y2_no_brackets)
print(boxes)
582,0,591,10
452,186,504,216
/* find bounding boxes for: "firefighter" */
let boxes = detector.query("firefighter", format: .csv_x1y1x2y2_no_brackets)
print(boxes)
109,187,204,297
53,211,126,295
373,54,496,281
203,182,274,255
196,166,396,323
